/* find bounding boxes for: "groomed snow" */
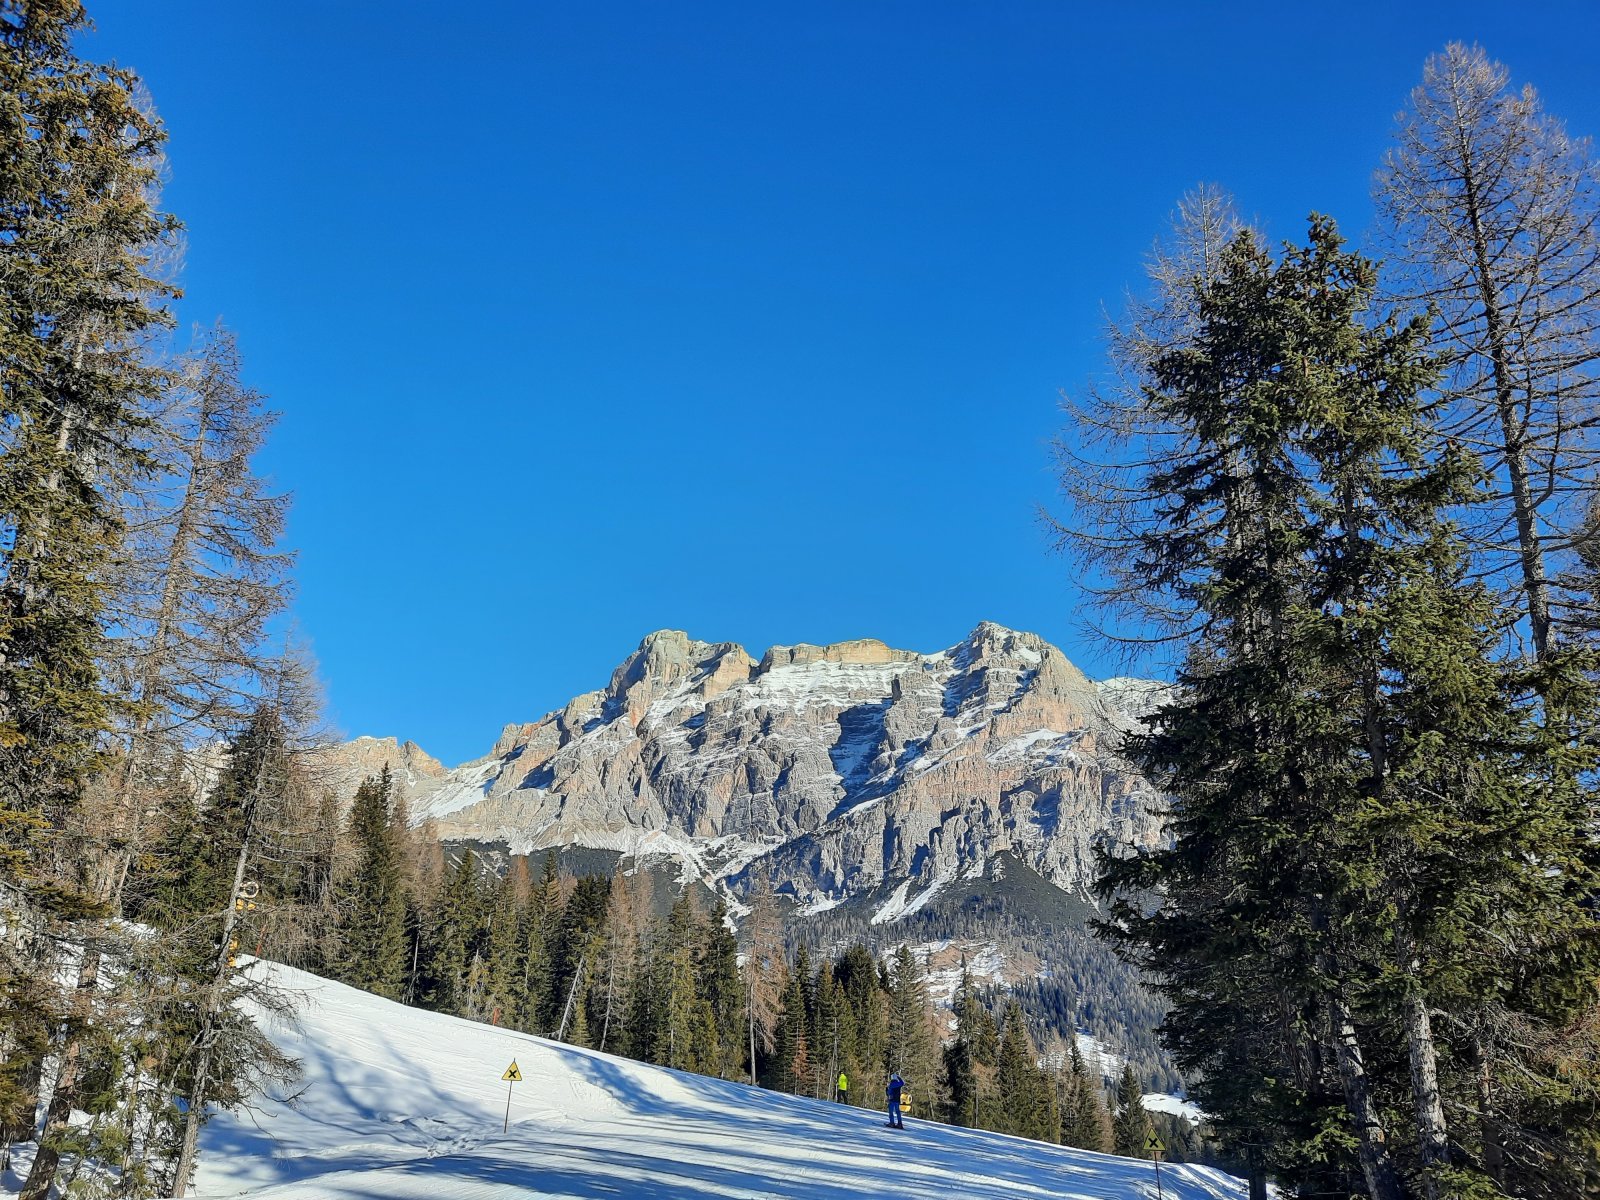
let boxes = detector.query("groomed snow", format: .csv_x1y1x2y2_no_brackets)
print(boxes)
149,963,1245,1200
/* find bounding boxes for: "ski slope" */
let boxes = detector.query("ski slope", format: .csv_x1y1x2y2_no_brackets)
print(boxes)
162,962,1247,1200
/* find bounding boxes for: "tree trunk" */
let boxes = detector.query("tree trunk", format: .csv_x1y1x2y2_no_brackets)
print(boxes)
1472,1032,1506,1185
1396,921,1450,1191
1327,989,1405,1200
170,725,268,1198
17,1031,81,1200
556,956,585,1042
1403,988,1450,1187
1458,126,1552,660
1247,1157,1269,1200
18,942,101,1200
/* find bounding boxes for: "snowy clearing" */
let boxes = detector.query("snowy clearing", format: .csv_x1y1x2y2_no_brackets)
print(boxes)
80,963,1249,1200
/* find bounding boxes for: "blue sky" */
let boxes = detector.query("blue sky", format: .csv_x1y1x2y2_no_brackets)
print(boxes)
86,2,1600,765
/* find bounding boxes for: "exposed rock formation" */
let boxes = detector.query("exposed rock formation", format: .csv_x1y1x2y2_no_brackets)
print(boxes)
314,735,449,808
360,623,1165,915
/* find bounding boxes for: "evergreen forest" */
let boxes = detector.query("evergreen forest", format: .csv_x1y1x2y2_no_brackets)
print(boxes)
1,3,1597,1198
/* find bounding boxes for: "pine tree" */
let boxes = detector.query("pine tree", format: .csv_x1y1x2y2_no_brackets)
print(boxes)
775,966,809,1094
1090,217,1600,1198
835,943,887,1110
338,771,407,998
481,872,523,1026
1111,1065,1153,1157
791,944,817,1094
0,11,180,1191
162,672,318,1199
423,850,485,1016
0,0,175,892
812,960,841,1100
697,900,743,1079
830,974,861,1105
944,962,983,1127
1059,1038,1113,1153
550,873,607,1032
994,1002,1049,1140
514,853,560,1033
884,945,936,1096
594,865,640,1052
654,902,699,1071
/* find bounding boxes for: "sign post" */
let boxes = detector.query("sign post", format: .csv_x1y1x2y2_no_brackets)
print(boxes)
1145,1132,1166,1200
501,1060,522,1133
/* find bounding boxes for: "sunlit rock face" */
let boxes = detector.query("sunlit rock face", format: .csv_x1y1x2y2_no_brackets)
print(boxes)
336,623,1168,911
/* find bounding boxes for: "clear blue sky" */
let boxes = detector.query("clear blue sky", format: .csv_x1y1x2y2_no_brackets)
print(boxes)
85,2,1600,766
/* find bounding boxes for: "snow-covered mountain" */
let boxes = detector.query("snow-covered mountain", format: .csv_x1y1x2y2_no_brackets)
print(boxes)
341,622,1167,917
147,961,1244,1199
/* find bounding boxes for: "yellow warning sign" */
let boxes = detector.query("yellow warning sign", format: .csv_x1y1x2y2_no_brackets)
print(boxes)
501,1060,522,1082
1145,1133,1165,1153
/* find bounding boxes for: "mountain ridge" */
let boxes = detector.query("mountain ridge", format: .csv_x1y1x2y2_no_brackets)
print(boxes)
329,622,1168,919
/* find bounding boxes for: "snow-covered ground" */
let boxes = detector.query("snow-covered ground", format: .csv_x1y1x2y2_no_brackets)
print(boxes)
3,961,1242,1199
1143,1092,1206,1123
45,962,1238,1200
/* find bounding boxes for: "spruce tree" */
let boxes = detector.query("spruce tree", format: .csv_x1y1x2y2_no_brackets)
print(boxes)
1060,1038,1113,1153
791,944,817,1094
995,1002,1048,1140
423,850,484,1015
164,683,314,1199
885,944,935,1096
775,967,809,1094
481,873,523,1025
0,0,175,895
944,963,982,1127
1111,1065,1153,1157
829,975,860,1105
697,900,743,1079
515,854,559,1032
1090,217,1600,1198
0,10,180,1181
594,865,640,1052
812,960,841,1099
632,894,699,1070
339,771,407,998
835,943,887,1109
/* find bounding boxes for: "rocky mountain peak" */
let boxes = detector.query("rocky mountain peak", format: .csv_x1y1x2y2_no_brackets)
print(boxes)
606,631,757,728
314,734,449,806
362,624,1166,920
757,637,918,672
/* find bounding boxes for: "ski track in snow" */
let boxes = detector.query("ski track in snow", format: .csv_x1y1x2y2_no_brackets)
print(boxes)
81,963,1251,1200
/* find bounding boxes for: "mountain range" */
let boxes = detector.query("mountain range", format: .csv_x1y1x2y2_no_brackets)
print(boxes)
318,621,1178,1082
333,621,1168,921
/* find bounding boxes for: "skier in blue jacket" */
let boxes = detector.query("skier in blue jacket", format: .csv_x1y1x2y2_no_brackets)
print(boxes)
885,1072,905,1129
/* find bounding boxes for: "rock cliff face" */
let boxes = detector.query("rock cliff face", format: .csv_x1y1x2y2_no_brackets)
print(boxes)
318,735,448,805
350,623,1166,917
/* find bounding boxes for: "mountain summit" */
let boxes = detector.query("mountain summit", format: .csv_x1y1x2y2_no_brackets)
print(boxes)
362,624,1165,918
